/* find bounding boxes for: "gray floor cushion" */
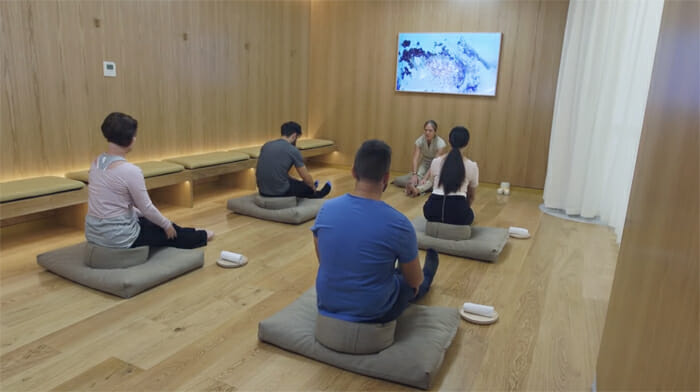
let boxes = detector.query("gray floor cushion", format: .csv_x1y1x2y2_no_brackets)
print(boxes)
37,242,204,298
315,313,396,354
254,195,297,210
392,173,412,188
413,216,508,262
227,193,324,224
426,221,472,240
258,288,459,390
85,244,149,269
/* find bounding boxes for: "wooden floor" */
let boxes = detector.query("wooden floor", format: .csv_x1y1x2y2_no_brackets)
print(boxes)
0,165,619,391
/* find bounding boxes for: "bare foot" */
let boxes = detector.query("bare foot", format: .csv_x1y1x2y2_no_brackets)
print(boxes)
204,229,215,241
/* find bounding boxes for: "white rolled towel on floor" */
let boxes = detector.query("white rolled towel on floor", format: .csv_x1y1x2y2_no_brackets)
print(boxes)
220,251,245,262
462,302,496,318
508,226,530,238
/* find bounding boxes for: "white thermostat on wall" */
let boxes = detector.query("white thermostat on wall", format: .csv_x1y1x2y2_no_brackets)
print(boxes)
103,61,116,77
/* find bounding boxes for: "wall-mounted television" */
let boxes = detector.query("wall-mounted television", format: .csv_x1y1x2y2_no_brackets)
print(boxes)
396,32,502,97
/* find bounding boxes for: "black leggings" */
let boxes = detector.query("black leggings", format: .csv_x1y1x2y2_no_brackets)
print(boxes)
130,218,207,249
423,194,474,226
260,178,329,199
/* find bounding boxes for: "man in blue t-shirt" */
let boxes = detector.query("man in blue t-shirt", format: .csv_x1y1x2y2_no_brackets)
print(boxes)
311,139,439,323
256,121,331,198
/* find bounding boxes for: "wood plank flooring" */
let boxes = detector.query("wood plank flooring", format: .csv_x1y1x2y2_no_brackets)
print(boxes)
0,165,619,391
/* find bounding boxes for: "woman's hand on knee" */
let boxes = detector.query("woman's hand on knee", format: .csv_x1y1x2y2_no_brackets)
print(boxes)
165,223,177,239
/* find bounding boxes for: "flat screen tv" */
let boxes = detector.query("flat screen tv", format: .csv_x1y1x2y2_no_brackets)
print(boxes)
396,32,502,96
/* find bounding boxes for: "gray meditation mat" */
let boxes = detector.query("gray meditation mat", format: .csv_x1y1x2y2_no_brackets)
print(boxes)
37,242,204,298
392,173,413,188
227,193,324,224
412,216,508,262
258,288,459,390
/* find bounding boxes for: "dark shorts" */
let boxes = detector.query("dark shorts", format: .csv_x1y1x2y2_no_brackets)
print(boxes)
423,193,474,226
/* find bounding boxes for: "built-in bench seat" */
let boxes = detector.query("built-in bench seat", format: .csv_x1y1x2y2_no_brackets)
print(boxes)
296,138,334,150
163,151,254,181
230,138,336,160
297,138,336,158
0,176,87,220
1,140,336,224
66,161,189,189
229,146,262,159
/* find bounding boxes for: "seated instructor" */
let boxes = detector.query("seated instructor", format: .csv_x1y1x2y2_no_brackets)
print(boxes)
312,140,439,323
256,121,331,198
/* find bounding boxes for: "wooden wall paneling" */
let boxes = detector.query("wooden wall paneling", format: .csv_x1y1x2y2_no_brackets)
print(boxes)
1,2,29,178
308,0,569,188
595,0,699,389
75,1,108,168
0,0,310,181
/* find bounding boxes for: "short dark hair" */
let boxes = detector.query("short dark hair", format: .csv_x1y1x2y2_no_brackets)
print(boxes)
281,121,302,137
101,112,137,147
353,140,392,182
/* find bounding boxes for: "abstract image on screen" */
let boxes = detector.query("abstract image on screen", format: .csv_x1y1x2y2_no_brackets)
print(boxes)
396,32,502,96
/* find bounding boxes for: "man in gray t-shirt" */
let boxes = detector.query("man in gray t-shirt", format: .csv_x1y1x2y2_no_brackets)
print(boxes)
256,122,331,198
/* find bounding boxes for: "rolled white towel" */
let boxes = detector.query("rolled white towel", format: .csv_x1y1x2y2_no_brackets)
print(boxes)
220,251,245,262
508,226,530,238
462,302,496,318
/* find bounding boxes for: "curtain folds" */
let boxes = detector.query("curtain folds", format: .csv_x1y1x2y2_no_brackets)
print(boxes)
543,0,665,243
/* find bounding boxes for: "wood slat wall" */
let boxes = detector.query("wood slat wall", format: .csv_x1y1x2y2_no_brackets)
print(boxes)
308,0,569,188
0,0,310,181
595,0,699,389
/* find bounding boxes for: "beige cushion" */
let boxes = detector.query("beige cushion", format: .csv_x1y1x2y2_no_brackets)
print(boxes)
227,193,324,224
37,242,204,298
413,216,508,262
134,161,185,177
85,243,149,269
254,195,298,210
66,161,185,183
230,146,262,159
65,170,90,183
426,221,472,240
315,313,396,354
258,288,459,390
392,174,412,188
164,151,250,169
296,138,334,150
0,176,85,203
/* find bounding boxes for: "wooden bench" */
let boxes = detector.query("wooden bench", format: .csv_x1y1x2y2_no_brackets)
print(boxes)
0,176,87,221
230,138,337,159
66,160,189,189
1,139,335,225
162,151,255,206
65,160,194,209
296,138,336,158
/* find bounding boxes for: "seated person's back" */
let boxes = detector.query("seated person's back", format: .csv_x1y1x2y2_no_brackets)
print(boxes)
86,112,212,250
256,138,304,196
313,139,438,324
256,121,331,199
313,194,417,321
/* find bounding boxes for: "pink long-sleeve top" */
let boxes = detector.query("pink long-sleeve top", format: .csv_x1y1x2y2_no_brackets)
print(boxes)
85,154,170,248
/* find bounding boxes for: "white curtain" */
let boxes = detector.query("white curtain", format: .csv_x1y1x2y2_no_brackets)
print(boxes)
543,0,665,243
